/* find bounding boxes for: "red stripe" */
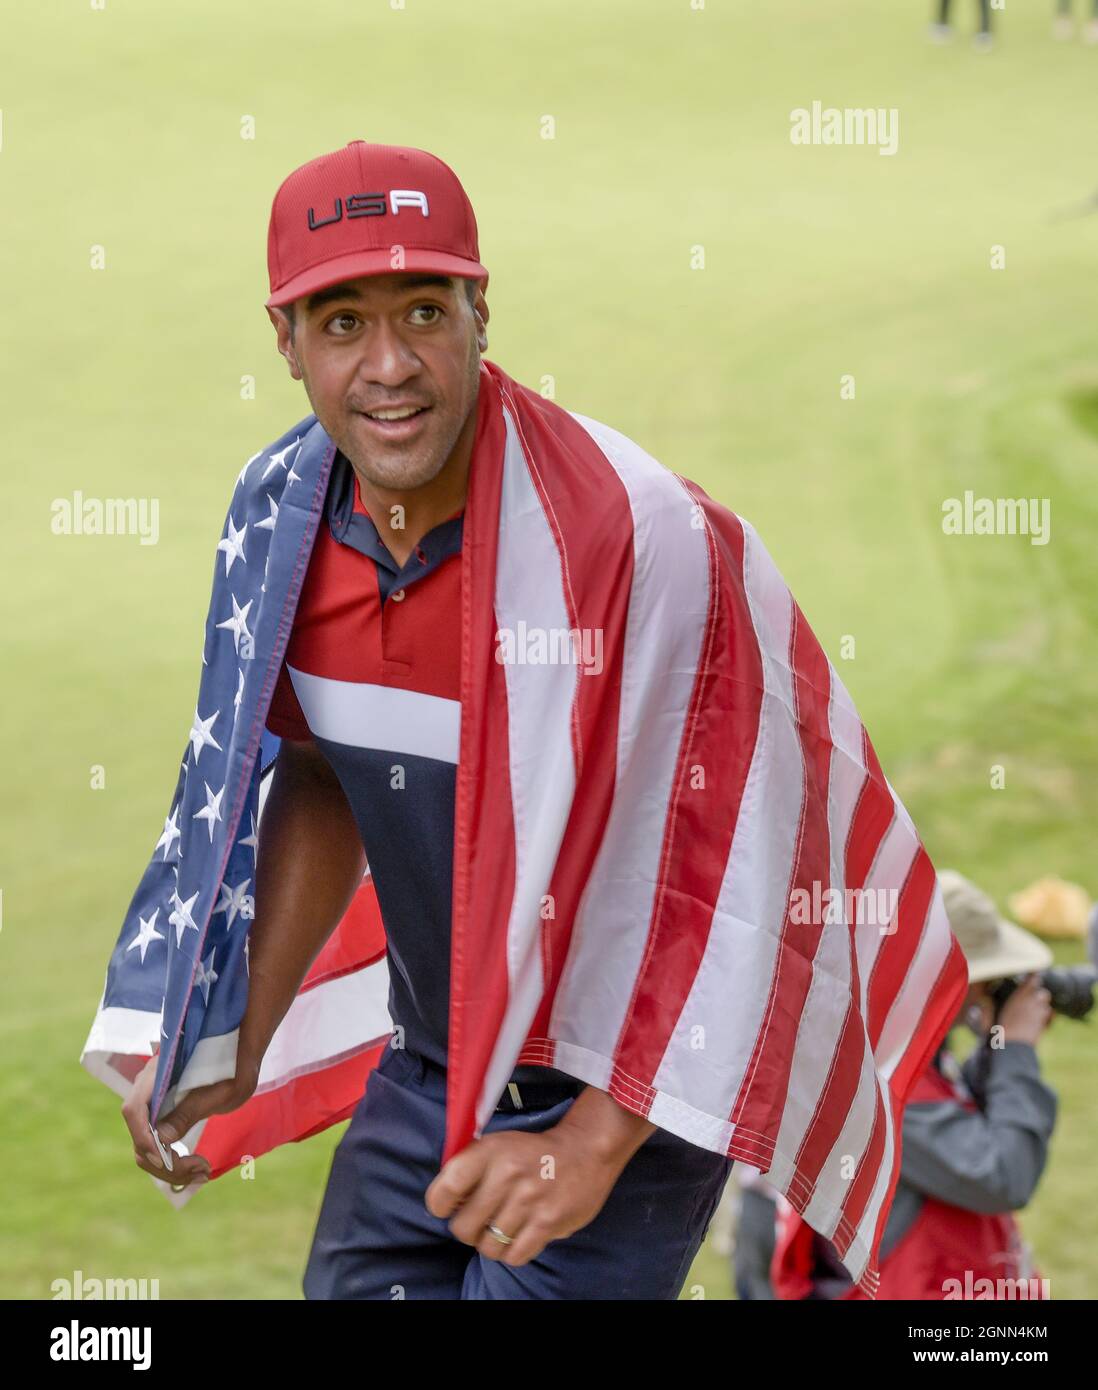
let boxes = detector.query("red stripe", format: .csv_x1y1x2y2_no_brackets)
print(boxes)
611,491,764,1092
509,401,636,1045
729,594,834,1159
844,735,894,891
866,848,935,1048
829,1080,887,1262
837,884,967,1258
889,934,968,1103
444,363,516,1164
197,1040,387,1177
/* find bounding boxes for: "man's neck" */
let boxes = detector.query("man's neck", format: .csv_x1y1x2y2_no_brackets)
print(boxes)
349,397,478,567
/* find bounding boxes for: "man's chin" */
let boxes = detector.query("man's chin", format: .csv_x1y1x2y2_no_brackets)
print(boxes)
342,440,447,493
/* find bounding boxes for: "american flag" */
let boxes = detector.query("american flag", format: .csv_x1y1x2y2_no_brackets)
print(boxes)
82,358,967,1295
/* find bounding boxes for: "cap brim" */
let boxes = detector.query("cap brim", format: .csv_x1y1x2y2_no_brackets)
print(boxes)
965,917,1055,983
266,248,489,308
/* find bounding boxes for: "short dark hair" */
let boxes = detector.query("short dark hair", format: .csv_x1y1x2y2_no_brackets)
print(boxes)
281,275,478,339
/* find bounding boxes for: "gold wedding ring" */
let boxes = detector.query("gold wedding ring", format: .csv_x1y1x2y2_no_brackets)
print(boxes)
486,1223,513,1245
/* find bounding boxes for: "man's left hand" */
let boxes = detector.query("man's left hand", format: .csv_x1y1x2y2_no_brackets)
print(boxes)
425,1088,655,1266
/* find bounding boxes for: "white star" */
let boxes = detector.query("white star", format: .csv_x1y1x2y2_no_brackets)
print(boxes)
255,494,279,532
217,515,248,576
234,667,245,711
215,877,252,929
238,812,259,862
188,707,222,764
244,936,251,978
169,888,200,948
194,950,219,1005
155,806,181,860
126,909,164,964
238,450,263,486
261,437,301,481
192,782,225,841
216,595,253,655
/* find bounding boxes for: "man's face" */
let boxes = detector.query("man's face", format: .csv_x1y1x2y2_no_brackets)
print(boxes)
267,272,489,493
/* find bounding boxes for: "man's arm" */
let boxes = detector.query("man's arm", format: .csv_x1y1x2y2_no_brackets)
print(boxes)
124,735,366,1177
234,735,367,1083
901,1044,1058,1215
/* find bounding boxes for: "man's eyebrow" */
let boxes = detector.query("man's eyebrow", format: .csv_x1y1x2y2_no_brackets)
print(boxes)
302,275,457,316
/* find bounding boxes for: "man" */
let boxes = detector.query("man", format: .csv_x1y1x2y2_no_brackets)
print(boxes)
773,870,1058,1300
85,141,967,1301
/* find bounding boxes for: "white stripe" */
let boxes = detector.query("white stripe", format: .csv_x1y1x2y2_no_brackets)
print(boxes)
287,667,460,764
856,816,916,994
158,958,393,1108
799,1045,882,1233
837,1069,896,1285
763,662,865,1195
258,958,393,1088
651,520,801,1126
877,883,954,1081
846,866,955,1274
544,414,711,1069
474,404,580,1127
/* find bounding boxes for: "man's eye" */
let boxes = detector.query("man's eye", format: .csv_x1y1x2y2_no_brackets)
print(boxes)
409,304,442,324
328,313,359,334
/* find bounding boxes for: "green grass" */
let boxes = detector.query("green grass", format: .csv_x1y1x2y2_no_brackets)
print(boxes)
1,0,1095,1300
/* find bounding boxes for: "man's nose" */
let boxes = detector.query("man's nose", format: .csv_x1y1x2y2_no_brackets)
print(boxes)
355,318,420,385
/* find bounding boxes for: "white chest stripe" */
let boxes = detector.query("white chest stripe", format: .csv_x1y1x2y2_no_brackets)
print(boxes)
287,666,461,765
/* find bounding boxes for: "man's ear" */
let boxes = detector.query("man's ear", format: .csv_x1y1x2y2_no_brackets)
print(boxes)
266,305,303,381
473,280,489,352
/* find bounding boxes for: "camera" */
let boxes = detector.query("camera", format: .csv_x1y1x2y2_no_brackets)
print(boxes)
989,965,1098,1022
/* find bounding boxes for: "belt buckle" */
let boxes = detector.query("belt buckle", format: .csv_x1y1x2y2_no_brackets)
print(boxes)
496,1081,524,1113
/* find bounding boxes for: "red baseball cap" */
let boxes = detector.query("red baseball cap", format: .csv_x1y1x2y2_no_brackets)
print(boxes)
265,140,488,309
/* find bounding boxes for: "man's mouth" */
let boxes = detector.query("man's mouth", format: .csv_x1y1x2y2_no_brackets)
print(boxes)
355,404,432,441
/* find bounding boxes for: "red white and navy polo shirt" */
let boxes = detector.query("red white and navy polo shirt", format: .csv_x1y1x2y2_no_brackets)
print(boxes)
265,447,465,1069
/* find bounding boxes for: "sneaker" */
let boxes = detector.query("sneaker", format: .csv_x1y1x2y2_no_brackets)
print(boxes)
973,30,994,50
1053,16,1075,40
1085,19,1098,43
928,22,953,43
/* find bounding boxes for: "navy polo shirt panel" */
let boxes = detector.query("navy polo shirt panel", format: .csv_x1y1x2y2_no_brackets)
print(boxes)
326,446,465,606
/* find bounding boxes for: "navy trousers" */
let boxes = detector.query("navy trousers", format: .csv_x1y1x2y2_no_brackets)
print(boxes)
303,1042,733,1300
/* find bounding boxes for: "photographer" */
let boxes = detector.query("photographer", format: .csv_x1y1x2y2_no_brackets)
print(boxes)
773,870,1060,1300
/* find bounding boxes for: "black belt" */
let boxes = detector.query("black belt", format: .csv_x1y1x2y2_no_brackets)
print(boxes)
415,1052,583,1113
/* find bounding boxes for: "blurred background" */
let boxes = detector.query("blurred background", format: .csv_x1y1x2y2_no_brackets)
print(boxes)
1,0,1095,1299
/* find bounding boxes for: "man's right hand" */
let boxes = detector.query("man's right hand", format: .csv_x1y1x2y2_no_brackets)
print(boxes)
121,1051,257,1188
998,973,1054,1046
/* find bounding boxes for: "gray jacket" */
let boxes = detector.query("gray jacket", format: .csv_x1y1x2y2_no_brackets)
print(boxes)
881,1040,1058,1253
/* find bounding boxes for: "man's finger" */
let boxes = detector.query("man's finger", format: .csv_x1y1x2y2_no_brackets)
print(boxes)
425,1144,490,1219
474,1193,535,1263
447,1167,519,1247
134,1149,210,1184
157,1077,248,1142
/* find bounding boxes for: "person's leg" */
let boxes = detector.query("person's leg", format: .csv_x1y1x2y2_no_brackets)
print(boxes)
459,1099,733,1300
976,0,991,32
930,1,953,41
1054,0,1075,37
302,1044,470,1300
732,1187,778,1300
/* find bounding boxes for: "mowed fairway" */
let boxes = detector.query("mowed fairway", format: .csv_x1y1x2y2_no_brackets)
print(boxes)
1,0,1095,1300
